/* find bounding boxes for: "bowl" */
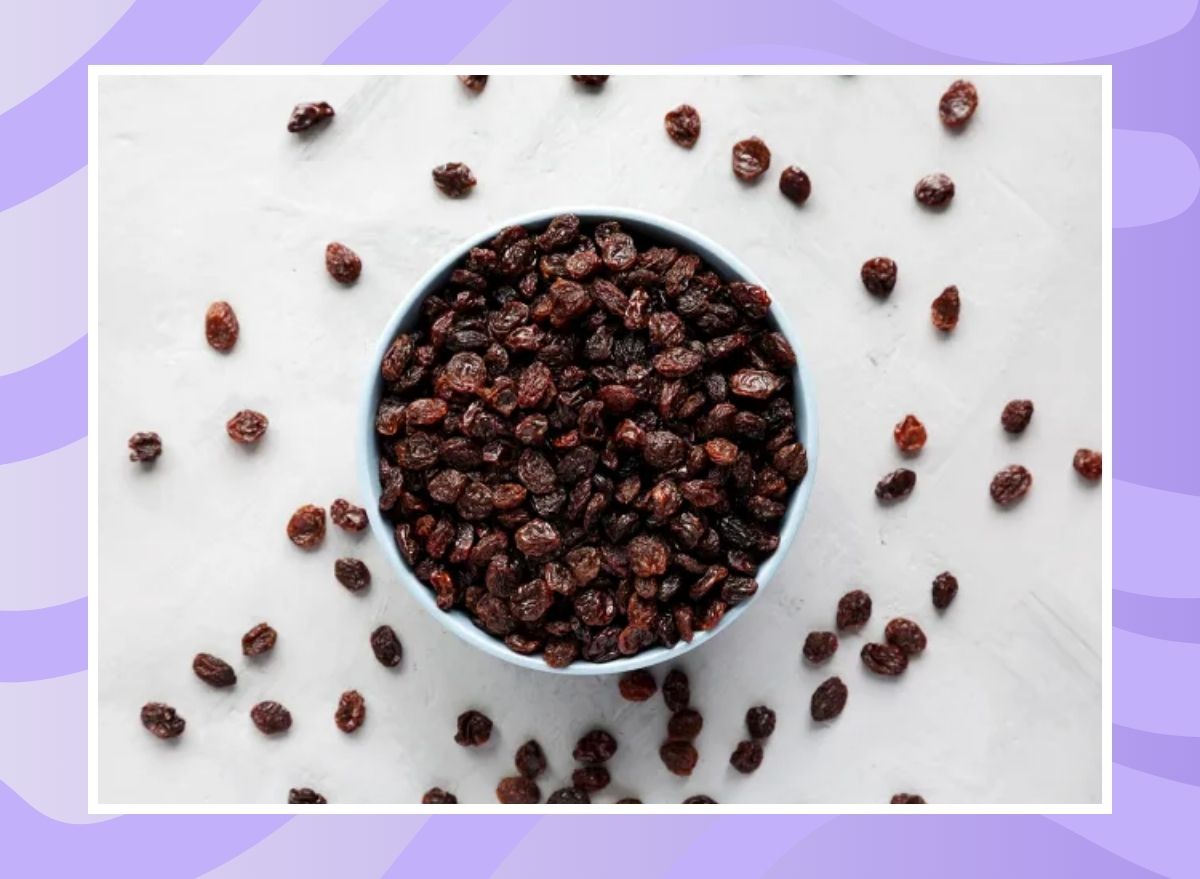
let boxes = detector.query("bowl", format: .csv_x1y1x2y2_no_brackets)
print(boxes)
360,207,818,675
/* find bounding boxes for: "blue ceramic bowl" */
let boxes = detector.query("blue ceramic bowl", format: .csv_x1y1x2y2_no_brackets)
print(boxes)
360,207,818,675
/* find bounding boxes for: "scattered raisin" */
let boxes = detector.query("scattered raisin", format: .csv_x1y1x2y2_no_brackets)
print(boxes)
128,432,162,462
251,701,292,734
861,642,909,676
885,618,927,656
810,676,848,722
1073,449,1102,481
422,787,458,803
664,104,701,147
330,498,368,532
192,653,236,688
432,163,477,197
325,242,362,284
732,137,771,181
226,410,268,444
455,710,493,746
939,80,978,128
287,504,326,548
990,465,1032,506
683,795,717,804
836,590,872,630
662,669,690,712
370,625,403,667
571,766,611,792
779,166,811,204
803,631,838,664
616,797,642,804
891,793,927,804
931,572,959,610
547,787,590,804
334,558,371,592
496,776,540,803
335,690,366,733
667,709,704,741
573,729,617,764
893,415,927,453
572,75,609,86
515,740,547,778
619,670,657,702
861,257,897,297
242,622,277,656
745,705,776,740
287,101,334,132
458,75,488,92
875,469,916,502
205,301,239,352
141,702,185,739
289,788,327,804
659,740,699,776
915,173,955,207
730,740,764,774
931,285,961,331
1001,400,1034,433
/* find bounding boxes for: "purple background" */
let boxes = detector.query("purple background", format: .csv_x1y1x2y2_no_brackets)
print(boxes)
0,0,1195,875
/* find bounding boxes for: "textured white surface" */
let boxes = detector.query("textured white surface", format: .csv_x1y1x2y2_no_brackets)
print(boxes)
97,74,1102,805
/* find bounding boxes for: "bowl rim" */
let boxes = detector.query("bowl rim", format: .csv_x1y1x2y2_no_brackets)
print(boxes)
359,205,818,675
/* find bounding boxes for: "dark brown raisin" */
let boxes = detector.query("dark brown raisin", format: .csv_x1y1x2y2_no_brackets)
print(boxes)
422,787,458,804
286,504,326,548
939,79,978,127
330,498,368,532
514,518,561,558
571,766,611,792
730,369,784,400
496,776,541,804
205,300,239,352
335,690,366,733
432,162,477,197
732,137,771,181
572,75,609,86
746,705,776,740
334,558,371,592
1074,449,1102,481
730,740,764,773
779,166,811,204
289,788,327,804
242,622,278,656
861,642,908,676
720,576,758,605
810,676,848,722
891,793,927,804
803,631,838,664
458,75,488,92
990,465,1032,506
664,104,701,148
141,702,185,739
931,285,961,331
287,101,334,132
370,624,403,667
836,590,872,630
455,709,493,746
574,729,617,764
667,709,704,741
192,653,236,687
885,618,927,656
861,257,897,297
662,669,690,712
251,701,293,734
893,414,926,453
931,572,958,610
616,797,642,804
128,432,162,462
875,469,916,502
225,410,268,444
1001,400,1034,433
683,795,717,804
915,173,955,207
547,787,590,804
325,242,362,284
659,740,699,776
515,740,547,778
619,670,657,701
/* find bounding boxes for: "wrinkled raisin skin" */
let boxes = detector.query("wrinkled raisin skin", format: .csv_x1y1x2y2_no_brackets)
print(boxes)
326,242,362,284
455,709,493,747
876,469,917,502
891,793,927,804
662,669,690,712
939,79,978,128
141,702,185,739
289,788,327,804
915,173,955,207
861,257,897,297
192,653,236,687
660,740,699,776
497,776,541,803
370,625,403,667
1001,400,1034,433
836,590,872,630
746,705,776,739
287,101,334,133
335,690,366,733
287,504,326,548
458,75,488,92
242,622,277,657
619,670,657,702
990,465,1033,506
893,415,927,453
574,729,618,764
664,104,701,148
667,709,704,742
128,432,162,462
205,301,239,351
330,498,368,532
932,572,959,610
1074,449,1102,481
732,137,771,181
730,739,764,773
251,701,293,735
515,740,547,778
422,787,458,804
931,285,961,331
811,676,848,722
803,631,838,664
547,787,590,804
572,75,609,86
226,410,268,444
861,642,909,676
432,163,477,197
779,166,811,204
335,558,371,592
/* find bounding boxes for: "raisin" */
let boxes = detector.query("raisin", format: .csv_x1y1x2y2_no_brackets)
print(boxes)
861,642,908,676
543,638,579,669
667,709,704,741
289,788,327,804
128,432,162,462
875,469,916,502
1001,400,1034,433
662,669,690,712
779,166,811,204
730,740,764,773
659,741,699,776
335,690,366,733
893,414,927,453
287,504,326,548
664,104,701,147
574,729,617,764
683,795,717,804
931,572,958,610
455,710,493,746
861,257,897,297
653,347,704,378
939,79,978,128
732,136,771,181
619,670,657,701
287,101,334,132
330,498,368,532
325,242,362,284
571,766,611,792
836,590,872,630
458,75,488,92
141,702,185,739
891,793,927,804
547,787,590,804
745,705,776,740
773,443,808,482
915,173,955,207
432,162,477,197
334,558,371,592
730,369,784,400
803,631,838,664
1074,449,1102,481
515,740,547,778
496,776,541,803
990,465,1032,506
616,797,642,804
514,519,561,558
931,285,961,331
571,75,609,86
810,676,848,722
242,622,278,656
720,577,758,605
251,701,293,734
422,787,457,803
370,624,403,667
192,653,236,687
885,618,927,656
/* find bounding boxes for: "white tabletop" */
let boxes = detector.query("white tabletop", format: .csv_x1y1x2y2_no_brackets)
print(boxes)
98,73,1102,805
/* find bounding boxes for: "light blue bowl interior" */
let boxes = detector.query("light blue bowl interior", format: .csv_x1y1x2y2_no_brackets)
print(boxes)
360,207,818,675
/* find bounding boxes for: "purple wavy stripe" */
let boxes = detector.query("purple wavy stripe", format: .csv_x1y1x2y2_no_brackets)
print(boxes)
0,780,287,875
0,598,85,682
1114,628,1200,736
1106,22,1200,139
1114,725,1200,787
0,336,86,466
1114,479,1200,599
0,0,262,214
381,815,540,877
1113,590,1200,643
763,816,1164,879
324,0,512,62
661,816,830,879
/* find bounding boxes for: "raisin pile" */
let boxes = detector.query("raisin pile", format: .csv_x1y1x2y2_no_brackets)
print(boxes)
372,215,805,667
